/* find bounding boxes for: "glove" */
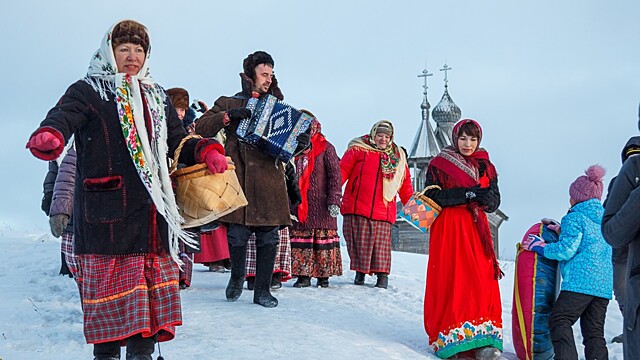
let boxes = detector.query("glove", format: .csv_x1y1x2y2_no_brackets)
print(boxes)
522,234,547,255
328,204,340,218
541,218,561,234
204,151,227,174
26,131,62,153
465,186,489,201
49,214,70,238
226,108,252,122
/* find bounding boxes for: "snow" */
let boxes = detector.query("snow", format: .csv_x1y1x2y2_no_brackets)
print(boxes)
0,229,625,360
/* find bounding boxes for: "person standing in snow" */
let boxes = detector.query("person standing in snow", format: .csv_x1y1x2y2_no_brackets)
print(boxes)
422,119,503,360
340,120,413,289
602,109,640,359
290,111,343,288
523,165,612,360
195,50,309,308
25,20,227,360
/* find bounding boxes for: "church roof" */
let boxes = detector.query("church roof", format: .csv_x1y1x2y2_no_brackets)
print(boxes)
409,97,440,159
432,87,461,125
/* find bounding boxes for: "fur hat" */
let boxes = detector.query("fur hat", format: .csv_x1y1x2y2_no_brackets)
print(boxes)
569,165,606,203
166,88,189,109
111,20,149,54
242,51,274,80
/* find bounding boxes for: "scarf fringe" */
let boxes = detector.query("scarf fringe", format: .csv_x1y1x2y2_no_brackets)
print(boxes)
83,76,116,101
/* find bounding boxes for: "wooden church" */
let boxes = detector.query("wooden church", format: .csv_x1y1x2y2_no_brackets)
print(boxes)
391,64,508,257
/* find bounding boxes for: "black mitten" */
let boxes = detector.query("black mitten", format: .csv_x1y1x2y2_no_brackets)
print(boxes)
227,108,252,122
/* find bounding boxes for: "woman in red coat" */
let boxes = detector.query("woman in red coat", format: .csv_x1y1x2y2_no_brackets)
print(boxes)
340,120,413,288
422,119,503,360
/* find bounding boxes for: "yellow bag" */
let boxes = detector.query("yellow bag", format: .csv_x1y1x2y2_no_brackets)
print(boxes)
170,135,248,228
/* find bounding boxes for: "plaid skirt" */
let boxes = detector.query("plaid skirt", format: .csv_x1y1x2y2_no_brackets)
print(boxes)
342,215,392,274
245,228,291,281
290,229,342,278
178,242,193,288
61,231,79,279
75,254,182,344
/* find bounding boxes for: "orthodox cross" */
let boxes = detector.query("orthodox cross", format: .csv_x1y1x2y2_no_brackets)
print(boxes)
440,63,452,88
417,68,433,96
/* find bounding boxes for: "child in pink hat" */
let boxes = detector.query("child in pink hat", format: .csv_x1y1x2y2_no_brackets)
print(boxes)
523,165,613,359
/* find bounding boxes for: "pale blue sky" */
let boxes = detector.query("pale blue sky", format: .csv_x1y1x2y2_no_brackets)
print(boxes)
1,1,639,258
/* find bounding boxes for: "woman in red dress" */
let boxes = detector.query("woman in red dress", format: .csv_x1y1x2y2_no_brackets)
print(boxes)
423,119,503,359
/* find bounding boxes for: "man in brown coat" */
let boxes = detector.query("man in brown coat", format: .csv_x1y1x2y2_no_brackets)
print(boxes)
196,51,298,308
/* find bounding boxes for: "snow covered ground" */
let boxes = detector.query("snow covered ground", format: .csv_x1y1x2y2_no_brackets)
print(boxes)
0,229,625,359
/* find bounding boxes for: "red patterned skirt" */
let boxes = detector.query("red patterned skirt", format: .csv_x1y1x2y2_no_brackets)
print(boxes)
423,206,502,358
290,228,342,278
246,228,291,281
75,254,182,345
342,215,392,274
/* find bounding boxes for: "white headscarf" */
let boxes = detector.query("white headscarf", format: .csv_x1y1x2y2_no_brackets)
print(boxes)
84,20,194,265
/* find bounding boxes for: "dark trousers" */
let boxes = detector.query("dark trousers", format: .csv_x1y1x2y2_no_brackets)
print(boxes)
549,291,609,360
226,224,279,247
612,246,628,312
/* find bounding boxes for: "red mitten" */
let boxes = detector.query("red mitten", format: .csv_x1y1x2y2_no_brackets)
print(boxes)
205,150,227,174
26,127,64,160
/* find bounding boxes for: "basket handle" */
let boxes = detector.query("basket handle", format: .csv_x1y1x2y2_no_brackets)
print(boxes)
170,134,203,174
416,184,441,197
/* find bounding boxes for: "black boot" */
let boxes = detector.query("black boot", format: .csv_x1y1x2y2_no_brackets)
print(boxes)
354,271,365,285
317,277,329,288
226,245,247,301
93,340,120,360
125,334,154,360
293,276,311,288
253,243,278,308
246,276,255,291
271,272,282,289
375,273,388,289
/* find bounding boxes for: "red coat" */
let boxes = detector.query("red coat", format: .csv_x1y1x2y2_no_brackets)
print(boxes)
340,147,413,223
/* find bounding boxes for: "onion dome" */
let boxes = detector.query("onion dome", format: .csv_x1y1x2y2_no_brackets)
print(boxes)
432,87,461,125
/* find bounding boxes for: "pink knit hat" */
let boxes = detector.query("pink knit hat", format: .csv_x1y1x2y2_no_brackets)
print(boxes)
569,165,606,203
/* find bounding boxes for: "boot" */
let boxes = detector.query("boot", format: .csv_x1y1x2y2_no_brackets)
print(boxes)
317,277,329,288
354,271,365,285
225,244,247,301
271,272,282,289
475,346,502,360
93,340,120,360
246,276,255,290
375,273,388,289
253,243,278,308
125,334,154,360
293,276,311,288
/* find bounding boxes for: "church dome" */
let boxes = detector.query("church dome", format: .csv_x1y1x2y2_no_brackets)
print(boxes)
432,87,461,125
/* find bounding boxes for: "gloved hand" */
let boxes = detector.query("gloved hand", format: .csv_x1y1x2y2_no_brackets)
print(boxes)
226,108,252,122
204,151,227,174
465,186,489,201
49,214,70,238
26,131,62,153
294,130,311,154
328,204,340,218
541,218,561,234
522,234,547,255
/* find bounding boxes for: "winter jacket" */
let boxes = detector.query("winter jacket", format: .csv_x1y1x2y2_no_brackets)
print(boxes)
602,148,640,359
340,146,413,224
291,141,342,230
49,148,76,232
37,80,205,256
195,90,291,227
543,198,613,299
41,161,58,215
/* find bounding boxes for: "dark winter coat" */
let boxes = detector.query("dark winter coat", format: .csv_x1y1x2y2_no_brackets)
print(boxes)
41,161,58,215
195,82,292,227
602,142,640,359
38,80,203,256
291,141,342,230
50,148,77,232
340,146,413,224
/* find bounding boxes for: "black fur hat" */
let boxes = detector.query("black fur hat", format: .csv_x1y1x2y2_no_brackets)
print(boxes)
243,51,274,80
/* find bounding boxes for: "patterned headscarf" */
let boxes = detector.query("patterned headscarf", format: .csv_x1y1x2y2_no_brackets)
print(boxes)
347,120,407,203
83,20,194,264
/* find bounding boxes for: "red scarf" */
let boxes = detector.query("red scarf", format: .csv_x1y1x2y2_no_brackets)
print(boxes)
429,146,502,279
296,133,327,223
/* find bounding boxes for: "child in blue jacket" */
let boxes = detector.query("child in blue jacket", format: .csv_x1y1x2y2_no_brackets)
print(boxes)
523,165,613,360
